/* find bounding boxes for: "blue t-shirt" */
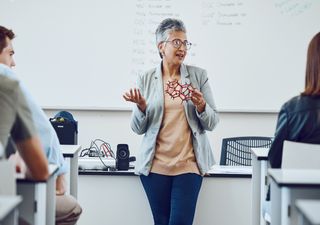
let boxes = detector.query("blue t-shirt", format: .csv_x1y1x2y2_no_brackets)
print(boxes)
0,64,68,175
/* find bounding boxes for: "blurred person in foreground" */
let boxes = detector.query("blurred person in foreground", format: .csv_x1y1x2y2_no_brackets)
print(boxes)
0,25,82,225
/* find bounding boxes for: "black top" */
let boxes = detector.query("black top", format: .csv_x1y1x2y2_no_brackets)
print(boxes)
268,95,320,168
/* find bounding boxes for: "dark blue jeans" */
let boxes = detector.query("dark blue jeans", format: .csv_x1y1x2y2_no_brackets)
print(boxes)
140,172,203,225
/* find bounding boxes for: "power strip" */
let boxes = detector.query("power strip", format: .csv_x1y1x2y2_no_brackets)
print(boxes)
78,157,116,170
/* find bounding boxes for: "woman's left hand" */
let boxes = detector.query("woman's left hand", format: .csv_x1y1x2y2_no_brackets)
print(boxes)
191,89,206,113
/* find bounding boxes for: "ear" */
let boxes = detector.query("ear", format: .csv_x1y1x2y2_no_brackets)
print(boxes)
158,42,165,57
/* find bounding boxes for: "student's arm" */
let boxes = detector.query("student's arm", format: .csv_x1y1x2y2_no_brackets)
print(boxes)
8,80,49,180
1,76,49,180
16,137,49,181
268,106,289,168
8,151,27,174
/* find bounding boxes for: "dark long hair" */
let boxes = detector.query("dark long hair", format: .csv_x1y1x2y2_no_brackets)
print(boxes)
302,32,320,96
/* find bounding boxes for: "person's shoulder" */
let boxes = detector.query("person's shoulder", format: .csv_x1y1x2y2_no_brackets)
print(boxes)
143,67,157,76
0,74,20,94
281,94,320,113
281,95,299,109
185,64,206,74
184,65,208,85
0,63,19,89
139,67,157,81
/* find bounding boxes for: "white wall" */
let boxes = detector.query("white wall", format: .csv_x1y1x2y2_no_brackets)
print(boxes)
45,110,278,161
78,173,252,225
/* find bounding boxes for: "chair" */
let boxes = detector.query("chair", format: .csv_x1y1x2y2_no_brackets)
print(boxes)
282,140,320,169
264,141,320,224
220,136,273,166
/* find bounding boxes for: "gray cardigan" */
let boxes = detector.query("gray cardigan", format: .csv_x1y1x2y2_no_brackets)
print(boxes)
131,63,219,175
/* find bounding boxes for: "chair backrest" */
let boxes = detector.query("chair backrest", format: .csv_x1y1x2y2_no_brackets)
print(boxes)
282,140,320,169
220,136,273,166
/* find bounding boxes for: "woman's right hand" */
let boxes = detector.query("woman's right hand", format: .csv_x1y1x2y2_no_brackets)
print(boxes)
123,88,147,112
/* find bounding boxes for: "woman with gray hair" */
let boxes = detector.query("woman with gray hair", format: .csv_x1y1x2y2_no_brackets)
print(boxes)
123,18,219,225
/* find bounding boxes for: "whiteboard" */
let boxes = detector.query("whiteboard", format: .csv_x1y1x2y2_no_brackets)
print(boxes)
1,0,320,112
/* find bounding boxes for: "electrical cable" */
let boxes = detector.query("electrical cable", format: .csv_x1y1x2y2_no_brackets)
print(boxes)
79,139,116,169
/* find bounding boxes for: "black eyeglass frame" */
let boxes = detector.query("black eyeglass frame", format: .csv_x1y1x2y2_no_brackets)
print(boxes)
164,39,192,50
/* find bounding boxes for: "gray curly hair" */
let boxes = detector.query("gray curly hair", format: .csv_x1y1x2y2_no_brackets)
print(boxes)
155,18,186,58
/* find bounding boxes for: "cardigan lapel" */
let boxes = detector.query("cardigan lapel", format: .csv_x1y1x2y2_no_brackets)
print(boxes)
154,62,164,109
180,63,190,84
180,64,192,113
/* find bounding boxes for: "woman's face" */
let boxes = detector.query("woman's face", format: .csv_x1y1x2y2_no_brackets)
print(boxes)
159,31,188,66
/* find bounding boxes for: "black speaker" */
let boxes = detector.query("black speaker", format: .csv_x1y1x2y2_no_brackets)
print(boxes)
116,144,130,171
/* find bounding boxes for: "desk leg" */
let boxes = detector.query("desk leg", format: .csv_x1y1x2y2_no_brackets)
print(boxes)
34,183,46,225
2,208,18,225
281,187,290,225
69,155,79,199
65,158,71,196
252,156,261,225
13,209,19,225
46,175,56,225
259,160,268,225
297,213,304,225
270,179,282,225
17,183,46,225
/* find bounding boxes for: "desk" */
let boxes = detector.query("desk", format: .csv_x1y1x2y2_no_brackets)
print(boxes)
0,161,16,195
16,164,58,225
0,195,22,225
77,165,252,225
251,147,269,225
61,144,81,198
296,199,320,225
268,169,320,225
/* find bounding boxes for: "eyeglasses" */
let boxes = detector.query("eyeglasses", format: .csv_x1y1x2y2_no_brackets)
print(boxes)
164,39,192,50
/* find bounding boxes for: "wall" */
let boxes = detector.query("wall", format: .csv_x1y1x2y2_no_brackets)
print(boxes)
78,174,252,225
45,110,278,161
